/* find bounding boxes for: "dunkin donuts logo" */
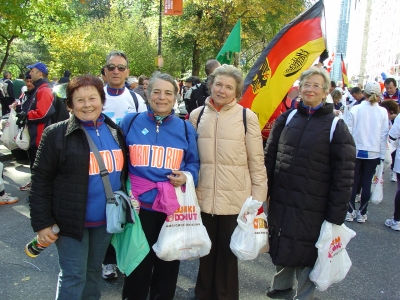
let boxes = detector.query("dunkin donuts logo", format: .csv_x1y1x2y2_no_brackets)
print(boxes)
165,205,200,226
254,217,267,229
284,49,309,77
328,236,342,258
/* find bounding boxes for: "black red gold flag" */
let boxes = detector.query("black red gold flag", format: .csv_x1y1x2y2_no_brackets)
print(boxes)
241,0,326,134
341,54,349,86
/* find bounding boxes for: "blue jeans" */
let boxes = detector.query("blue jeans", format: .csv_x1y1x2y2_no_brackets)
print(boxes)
55,226,112,300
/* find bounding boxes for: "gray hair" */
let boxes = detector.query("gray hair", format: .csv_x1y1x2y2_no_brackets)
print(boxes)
208,64,244,100
147,72,179,97
298,67,330,94
106,50,129,69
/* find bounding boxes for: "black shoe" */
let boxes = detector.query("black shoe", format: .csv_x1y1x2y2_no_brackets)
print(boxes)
266,287,293,297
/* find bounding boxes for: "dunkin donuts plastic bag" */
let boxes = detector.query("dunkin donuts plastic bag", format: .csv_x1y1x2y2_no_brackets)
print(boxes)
152,172,211,261
309,221,356,291
230,197,266,260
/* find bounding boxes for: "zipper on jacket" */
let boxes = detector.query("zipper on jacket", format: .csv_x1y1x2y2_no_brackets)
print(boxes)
212,112,220,215
96,129,99,136
155,120,161,142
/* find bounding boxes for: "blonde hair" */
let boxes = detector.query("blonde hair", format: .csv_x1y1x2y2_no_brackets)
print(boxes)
208,64,244,101
366,94,380,105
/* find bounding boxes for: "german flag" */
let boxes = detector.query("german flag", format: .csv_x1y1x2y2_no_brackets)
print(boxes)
341,54,349,86
241,0,326,135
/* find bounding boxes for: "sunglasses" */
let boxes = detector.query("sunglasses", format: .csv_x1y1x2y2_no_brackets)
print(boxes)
106,64,127,72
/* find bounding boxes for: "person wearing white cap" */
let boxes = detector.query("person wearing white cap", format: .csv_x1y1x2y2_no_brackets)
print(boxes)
346,81,389,223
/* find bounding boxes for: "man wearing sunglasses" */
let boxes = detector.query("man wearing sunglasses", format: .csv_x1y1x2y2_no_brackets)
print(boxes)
101,51,147,281
102,51,147,125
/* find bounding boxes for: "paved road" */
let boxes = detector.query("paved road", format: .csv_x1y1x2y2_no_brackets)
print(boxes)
1,157,399,300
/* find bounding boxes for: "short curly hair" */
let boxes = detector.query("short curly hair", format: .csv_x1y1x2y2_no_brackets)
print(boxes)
65,75,105,110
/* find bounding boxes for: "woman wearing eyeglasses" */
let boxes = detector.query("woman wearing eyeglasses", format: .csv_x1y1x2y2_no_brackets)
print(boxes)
264,67,355,299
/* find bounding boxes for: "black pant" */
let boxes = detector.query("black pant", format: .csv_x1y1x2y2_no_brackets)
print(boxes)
1,97,14,116
394,173,400,221
349,158,380,215
122,209,180,300
103,244,116,265
195,213,239,300
27,146,37,172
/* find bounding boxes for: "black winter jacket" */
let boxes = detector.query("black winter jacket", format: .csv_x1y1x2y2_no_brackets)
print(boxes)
29,114,127,241
264,102,355,268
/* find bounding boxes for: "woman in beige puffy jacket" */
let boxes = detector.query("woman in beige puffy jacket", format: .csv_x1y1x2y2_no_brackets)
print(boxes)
189,64,268,300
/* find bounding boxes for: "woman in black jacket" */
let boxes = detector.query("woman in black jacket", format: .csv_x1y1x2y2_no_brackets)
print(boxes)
29,75,127,300
264,68,355,300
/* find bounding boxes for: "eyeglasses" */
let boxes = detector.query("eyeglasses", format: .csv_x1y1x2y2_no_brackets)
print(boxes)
302,83,323,91
105,64,127,72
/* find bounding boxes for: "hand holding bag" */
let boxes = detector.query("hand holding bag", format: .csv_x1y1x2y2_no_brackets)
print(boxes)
80,125,133,234
370,162,384,205
152,171,211,261
309,221,356,291
0,109,19,150
229,197,266,260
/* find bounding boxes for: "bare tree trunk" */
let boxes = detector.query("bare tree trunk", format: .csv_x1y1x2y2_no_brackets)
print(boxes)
192,40,201,76
0,35,17,73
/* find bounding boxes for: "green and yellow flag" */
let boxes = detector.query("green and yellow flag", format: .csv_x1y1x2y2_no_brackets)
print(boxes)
216,19,241,64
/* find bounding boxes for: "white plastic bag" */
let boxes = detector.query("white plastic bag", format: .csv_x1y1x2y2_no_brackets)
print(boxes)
229,197,265,260
370,162,384,205
16,125,30,150
152,172,211,261
309,221,356,291
0,109,19,150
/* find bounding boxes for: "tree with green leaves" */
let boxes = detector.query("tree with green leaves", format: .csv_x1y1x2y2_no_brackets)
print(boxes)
0,0,75,73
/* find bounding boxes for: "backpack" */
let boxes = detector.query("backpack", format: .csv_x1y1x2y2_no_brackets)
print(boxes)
196,105,247,134
129,90,139,112
125,113,188,141
285,109,339,142
0,79,10,98
50,92,70,124
190,82,209,108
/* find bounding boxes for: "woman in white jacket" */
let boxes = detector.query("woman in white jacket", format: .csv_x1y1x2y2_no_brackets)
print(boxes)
346,81,389,222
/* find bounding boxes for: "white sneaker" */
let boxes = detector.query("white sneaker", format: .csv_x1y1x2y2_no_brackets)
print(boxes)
385,218,400,231
355,194,361,203
357,211,367,223
345,210,356,222
102,264,118,279
0,193,18,205
390,171,397,182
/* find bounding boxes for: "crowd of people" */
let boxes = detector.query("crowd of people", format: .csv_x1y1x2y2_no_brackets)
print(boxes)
0,50,399,300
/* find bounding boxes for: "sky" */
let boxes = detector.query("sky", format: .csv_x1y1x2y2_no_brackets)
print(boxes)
322,0,341,54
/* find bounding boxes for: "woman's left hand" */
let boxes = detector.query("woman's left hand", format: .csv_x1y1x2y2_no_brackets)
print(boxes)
167,170,187,187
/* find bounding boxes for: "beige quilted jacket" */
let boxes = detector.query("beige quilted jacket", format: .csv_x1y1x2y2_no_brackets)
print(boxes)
189,98,268,215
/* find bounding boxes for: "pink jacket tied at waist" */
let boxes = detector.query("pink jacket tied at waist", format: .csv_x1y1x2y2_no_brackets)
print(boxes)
129,173,180,216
